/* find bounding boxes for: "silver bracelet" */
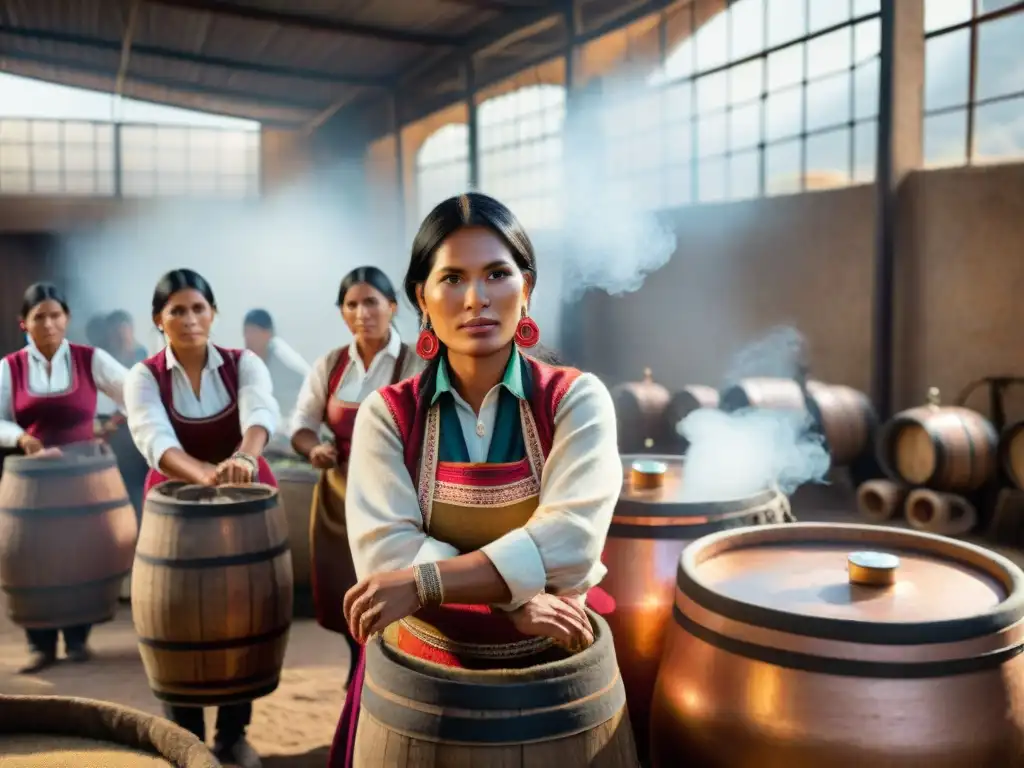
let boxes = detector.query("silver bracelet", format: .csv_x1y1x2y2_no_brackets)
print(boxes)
413,563,445,607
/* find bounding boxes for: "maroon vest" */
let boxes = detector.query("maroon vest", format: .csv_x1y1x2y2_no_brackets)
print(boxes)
7,343,98,447
142,346,245,465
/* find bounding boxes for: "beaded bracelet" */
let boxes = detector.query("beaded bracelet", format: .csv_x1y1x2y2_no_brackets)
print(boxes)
230,451,259,477
413,563,445,607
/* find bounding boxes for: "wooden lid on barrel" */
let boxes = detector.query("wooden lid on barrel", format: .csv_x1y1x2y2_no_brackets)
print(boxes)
146,481,278,516
674,523,1024,671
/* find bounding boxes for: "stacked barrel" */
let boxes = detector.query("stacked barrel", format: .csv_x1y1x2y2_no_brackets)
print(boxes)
861,387,997,537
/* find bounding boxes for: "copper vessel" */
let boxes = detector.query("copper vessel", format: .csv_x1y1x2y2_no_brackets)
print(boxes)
601,454,792,759
649,522,1024,767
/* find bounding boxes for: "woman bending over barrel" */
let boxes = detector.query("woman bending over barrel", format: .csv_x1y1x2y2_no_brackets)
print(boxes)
327,193,621,767
290,266,423,683
123,268,277,768
0,282,130,673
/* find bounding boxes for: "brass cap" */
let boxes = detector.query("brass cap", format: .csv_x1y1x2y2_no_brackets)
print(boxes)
631,459,667,491
848,551,900,587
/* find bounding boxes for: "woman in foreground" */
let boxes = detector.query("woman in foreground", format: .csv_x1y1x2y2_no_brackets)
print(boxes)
290,265,423,683
124,268,277,768
328,193,621,767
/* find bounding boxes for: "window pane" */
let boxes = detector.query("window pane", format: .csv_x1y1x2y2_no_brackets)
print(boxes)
767,0,807,47
925,0,971,33
729,149,760,200
923,109,968,167
805,127,851,185
698,156,727,203
808,0,850,33
975,14,1024,103
925,30,970,111
807,28,852,79
854,59,880,119
730,0,766,60
807,71,851,131
765,139,801,195
853,119,877,182
973,96,1024,164
765,87,803,141
697,112,728,157
729,102,761,150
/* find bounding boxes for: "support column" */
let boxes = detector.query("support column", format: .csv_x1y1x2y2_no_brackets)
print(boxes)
466,58,480,190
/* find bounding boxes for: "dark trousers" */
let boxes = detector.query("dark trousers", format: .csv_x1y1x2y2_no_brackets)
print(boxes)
162,702,252,746
25,624,91,655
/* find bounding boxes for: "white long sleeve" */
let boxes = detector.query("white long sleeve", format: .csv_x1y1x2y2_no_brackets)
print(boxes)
0,358,20,448
345,373,621,609
124,345,279,470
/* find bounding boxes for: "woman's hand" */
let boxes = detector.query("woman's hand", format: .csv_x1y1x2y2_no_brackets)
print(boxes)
17,434,45,456
215,456,256,485
195,463,220,486
508,593,594,652
343,568,420,644
308,442,338,470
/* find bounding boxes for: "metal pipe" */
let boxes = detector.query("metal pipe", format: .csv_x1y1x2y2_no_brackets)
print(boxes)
466,58,480,189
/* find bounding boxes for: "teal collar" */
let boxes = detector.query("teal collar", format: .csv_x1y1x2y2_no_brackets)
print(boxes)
432,349,527,405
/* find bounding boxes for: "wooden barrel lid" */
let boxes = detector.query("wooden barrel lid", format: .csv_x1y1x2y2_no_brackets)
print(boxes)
145,481,279,517
677,523,1024,648
2,441,117,477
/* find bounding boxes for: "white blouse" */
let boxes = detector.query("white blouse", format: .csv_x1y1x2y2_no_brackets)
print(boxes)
0,340,129,448
345,372,621,610
289,331,424,437
123,344,279,470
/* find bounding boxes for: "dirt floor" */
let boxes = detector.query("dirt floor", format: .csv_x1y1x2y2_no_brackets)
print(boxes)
0,606,349,767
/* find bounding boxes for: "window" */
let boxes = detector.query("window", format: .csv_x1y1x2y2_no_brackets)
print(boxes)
0,119,116,195
415,123,470,220
924,0,1024,167
477,84,566,230
600,0,881,206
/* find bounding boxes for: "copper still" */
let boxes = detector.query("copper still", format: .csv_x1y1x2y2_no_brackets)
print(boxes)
600,455,793,759
649,522,1024,767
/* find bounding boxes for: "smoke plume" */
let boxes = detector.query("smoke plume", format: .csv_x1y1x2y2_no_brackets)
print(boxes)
677,326,830,501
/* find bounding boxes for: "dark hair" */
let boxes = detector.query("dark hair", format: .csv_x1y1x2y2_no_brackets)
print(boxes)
150,268,217,325
107,309,133,328
404,192,536,317
85,314,109,347
20,282,70,319
243,308,274,331
337,266,399,308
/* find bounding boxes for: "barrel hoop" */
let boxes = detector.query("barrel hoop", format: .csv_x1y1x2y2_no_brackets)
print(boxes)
12,613,116,630
150,671,280,692
144,495,280,518
361,662,627,745
0,497,132,518
676,527,1024,645
673,605,1024,678
137,623,290,651
1,571,130,594
134,540,289,569
3,457,118,478
613,488,777,521
152,679,280,706
609,509,790,540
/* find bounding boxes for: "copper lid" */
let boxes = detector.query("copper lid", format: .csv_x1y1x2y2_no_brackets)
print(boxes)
678,523,1024,643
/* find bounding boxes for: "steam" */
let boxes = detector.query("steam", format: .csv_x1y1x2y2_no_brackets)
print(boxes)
677,326,830,501
61,167,416,363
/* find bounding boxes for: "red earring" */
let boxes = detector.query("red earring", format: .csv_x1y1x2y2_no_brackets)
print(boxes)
416,318,440,360
515,313,540,348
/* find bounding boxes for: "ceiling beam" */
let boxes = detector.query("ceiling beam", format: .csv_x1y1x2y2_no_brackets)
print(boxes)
114,0,142,97
145,0,463,47
0,48,327,111
0,24,389,87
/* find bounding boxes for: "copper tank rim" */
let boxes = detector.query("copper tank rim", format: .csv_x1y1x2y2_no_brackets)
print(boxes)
618,453,777,517
676,522,1024,645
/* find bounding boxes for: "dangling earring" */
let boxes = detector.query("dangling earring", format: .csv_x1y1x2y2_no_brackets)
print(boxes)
416,316,440,360
514,308,540,348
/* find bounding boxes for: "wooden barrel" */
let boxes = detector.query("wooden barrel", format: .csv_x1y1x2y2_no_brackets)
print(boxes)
270,458,317,591
905,488,978,537
0,695,218,767
650,523,1024,766
600,454,792,759
610,368,671,453
877,388,998,492
856,478,906,523
663,385,719,453
999,420,1024,490
0,444,138,629
131,481,293,706
718,376,808,414
355,610,639,767
804,380,876,465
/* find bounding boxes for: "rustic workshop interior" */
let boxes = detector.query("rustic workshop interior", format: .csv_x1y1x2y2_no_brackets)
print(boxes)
1,0,1024,766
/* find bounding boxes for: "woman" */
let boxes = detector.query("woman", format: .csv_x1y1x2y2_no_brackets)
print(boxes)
327,194,621,767
0,283,130,674
123,268,275,768
290,266,423,678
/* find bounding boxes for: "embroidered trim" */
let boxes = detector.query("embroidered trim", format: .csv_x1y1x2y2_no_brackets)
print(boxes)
519,400,545,482
433,476,540,506
417,404,440,528
398,617,554,659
